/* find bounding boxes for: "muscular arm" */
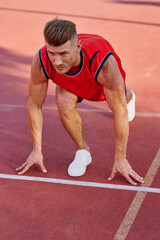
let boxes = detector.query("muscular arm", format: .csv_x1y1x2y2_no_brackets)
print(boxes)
98,55,143,185
16,52,48,174
28,53,48,153
98,55,128,160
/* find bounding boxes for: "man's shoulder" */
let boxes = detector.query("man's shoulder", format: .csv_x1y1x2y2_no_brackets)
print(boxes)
78,33,105,47
31,51,48,84
32,52,42,73
78,33,112,55
78,33,104,40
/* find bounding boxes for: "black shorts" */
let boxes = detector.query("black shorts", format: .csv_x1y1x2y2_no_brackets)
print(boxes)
77,97,84,103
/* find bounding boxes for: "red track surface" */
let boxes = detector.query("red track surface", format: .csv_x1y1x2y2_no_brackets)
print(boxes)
0,0,160,239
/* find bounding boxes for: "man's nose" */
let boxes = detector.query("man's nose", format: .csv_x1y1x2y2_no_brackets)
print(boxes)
54,56,62,65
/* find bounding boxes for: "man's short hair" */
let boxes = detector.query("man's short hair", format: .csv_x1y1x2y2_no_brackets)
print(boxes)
43,18,77,46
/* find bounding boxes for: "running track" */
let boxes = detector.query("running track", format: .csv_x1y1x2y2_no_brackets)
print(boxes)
0,0,160,239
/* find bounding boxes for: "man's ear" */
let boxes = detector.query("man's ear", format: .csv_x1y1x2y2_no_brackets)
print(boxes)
77,40,82,51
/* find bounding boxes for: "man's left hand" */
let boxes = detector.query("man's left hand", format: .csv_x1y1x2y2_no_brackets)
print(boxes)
108,158,144,185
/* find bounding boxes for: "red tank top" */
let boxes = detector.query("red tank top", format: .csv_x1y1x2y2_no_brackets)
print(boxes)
39,34,125,101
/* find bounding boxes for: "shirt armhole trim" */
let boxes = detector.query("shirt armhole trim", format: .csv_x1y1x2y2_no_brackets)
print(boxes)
39,49,50,80
89,51,100,68
94,51,113,81
46,50,53,71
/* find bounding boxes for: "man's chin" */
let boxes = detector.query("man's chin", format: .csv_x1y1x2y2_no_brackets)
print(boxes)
55,67,68,74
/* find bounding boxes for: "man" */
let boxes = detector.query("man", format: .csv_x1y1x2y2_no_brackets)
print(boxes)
16,18,144,185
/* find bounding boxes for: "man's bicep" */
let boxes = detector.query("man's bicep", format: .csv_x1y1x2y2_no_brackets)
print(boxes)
28,79,48,108
28,53,48,108
98,55,126,112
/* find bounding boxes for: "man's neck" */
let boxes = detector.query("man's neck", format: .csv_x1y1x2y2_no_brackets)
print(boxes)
67,50,82,74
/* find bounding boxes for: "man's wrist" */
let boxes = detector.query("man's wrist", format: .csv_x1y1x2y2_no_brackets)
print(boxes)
115,152,126,161
33,146,42,154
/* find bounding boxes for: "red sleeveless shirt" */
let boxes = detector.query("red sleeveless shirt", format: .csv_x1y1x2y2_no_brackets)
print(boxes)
39,34,125,101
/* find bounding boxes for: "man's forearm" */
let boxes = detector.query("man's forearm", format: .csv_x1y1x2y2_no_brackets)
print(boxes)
114,111,129,161
28,100,43,153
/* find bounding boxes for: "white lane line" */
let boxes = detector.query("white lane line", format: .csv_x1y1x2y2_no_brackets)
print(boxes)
136,112,160,118
0,173,160,193
0,104,160,118
113,148,160,240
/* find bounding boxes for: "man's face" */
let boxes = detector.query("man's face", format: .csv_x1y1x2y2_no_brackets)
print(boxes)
45,39,82,74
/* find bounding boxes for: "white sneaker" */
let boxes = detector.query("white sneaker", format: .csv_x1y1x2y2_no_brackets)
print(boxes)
127,90,136,122
68,150,92,177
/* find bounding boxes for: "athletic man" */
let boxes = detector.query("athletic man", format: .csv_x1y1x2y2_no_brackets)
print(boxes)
16,18,144,185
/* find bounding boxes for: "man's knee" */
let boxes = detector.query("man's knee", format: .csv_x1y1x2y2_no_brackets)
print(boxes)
125,88,132,103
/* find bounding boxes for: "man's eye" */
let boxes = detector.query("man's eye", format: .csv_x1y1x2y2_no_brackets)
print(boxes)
61,52,68,56
48,52,55,56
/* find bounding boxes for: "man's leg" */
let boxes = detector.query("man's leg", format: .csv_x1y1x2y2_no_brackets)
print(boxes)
125,87,136,122
56,85,89,151
125,87,132,103
56,85,92,176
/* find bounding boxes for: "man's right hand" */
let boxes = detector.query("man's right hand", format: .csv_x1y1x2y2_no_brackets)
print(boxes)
16,151,47,175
